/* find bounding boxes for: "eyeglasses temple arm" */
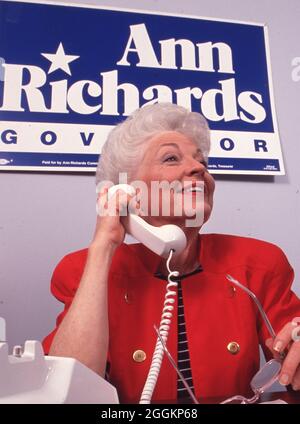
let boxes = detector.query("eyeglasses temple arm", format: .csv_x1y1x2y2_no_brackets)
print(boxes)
154,325,199,404
226,274,277,340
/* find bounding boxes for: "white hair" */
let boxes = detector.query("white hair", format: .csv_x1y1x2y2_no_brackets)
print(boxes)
95,103,211,185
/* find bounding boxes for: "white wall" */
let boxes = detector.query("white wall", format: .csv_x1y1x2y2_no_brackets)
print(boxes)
1,0,300,348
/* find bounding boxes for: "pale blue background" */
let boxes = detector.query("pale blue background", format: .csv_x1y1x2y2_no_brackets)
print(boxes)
0,2,299,397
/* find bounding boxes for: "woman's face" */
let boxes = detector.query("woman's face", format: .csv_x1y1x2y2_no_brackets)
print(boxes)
132,131,215,229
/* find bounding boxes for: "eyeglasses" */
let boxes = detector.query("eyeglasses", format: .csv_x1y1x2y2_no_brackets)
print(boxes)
220,357,282,404
154,274,283,404
220,274,283,404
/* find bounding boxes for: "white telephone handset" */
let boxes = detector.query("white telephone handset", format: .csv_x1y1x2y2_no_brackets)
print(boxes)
106,184,187,258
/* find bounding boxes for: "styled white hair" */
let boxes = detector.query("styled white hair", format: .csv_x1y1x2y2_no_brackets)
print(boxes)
95,103,210,185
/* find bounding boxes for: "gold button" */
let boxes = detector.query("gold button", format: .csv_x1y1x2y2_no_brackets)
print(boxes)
228,286,236,298
133,350,146,362
227,341,240,355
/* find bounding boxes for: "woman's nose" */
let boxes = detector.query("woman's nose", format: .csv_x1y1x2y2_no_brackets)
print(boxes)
184,157,206,176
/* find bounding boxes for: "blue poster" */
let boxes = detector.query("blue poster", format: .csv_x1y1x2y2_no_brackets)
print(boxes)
0,0,284,174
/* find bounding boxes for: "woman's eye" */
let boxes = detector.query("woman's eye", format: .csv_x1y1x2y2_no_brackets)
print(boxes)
163,155,178,163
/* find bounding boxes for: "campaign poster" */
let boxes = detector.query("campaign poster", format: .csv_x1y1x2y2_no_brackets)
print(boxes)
0,0,284,174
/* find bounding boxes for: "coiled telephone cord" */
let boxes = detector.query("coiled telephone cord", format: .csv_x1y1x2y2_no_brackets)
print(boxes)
139,249,179,404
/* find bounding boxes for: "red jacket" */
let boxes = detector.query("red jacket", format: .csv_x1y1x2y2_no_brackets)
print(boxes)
43,234,300,403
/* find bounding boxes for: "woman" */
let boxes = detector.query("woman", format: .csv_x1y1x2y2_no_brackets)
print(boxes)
43,103,300,403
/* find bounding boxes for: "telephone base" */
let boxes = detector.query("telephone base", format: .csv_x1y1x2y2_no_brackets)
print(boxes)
0,340,119,404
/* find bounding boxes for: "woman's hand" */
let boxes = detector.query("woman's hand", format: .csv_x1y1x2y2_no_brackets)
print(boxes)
49,184,139,376
266,319,300,390
92,185,138,248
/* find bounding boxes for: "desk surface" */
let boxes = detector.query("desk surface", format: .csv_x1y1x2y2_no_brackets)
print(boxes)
256,390,300,404
159,390,300,404
196,390,300,404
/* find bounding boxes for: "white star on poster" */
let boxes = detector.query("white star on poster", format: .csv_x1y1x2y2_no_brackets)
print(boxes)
41,42,79,75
